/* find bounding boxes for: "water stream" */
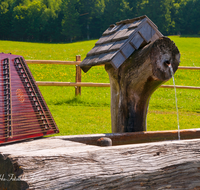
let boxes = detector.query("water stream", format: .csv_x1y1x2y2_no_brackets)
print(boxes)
169,65,180,140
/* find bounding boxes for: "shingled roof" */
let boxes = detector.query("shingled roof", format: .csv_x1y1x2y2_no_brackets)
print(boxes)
80,15,163,73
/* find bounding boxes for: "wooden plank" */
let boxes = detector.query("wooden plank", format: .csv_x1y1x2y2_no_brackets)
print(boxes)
94,42,114,55
119,50,127,59
1,135,200,189
125,28,137,37
178,66,200,70
97,23,131,45
150,32,160,42
26,60,200,71
86,45,101,56
55,129,200,146
109,39,128,51
96,32,118,45
130,32,144,49
160,85,200,90
103,24,123,36
80,55,99,67
95,35,108,45
79,65,91,73
87,55,99,65
146,20,163,37
105,32,119,43
111,52,126,69
79,56,90,66
96,51,117,63
139,22,156,42
128,19,143,29
116,15,146,25
112,28,135,41
112,29,128,40
121,42,135,58
36,81,110,87
36,82,200,90
26,60,81,65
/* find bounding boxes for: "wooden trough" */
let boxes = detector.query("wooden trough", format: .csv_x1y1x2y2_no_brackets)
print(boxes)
0,129,200,190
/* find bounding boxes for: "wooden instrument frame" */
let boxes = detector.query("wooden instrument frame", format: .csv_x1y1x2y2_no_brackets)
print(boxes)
0,53,59,144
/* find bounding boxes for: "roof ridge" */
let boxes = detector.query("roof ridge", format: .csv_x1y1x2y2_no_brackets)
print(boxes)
116,15,147,25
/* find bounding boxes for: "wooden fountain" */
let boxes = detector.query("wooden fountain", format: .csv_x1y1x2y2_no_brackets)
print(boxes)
0,16,200,190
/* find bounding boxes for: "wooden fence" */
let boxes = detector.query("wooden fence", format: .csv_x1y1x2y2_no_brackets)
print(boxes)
26,56,200,96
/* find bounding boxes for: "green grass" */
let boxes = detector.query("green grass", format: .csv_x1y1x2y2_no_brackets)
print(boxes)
0,36,199,135
0,39,96,60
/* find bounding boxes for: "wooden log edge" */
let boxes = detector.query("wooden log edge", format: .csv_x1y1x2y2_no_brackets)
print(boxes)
0,131,200,189
54,128,200,146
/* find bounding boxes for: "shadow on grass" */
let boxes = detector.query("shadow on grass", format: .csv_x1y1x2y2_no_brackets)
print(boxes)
0,38,98,44
180,34,200,38
53,96,110,107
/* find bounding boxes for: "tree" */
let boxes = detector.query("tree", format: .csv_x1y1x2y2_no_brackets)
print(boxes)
61,0,81,42
12,4,29,40
12,0,46,41
0,0,199,42
130,0,175,35
26,1,46,40
40,0,63,42
78,0,105,39
102,0,131,30
0,0,13,39
176,0,200,35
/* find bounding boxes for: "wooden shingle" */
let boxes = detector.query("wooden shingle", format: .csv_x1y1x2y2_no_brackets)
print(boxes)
80,15,163,72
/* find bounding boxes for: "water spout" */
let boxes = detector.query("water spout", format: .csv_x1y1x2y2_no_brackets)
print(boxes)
169,64,180,140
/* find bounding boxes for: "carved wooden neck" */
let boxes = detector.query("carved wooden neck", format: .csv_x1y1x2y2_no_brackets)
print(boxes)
105,37,180,133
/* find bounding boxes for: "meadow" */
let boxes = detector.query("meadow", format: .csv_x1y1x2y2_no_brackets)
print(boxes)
0,36,199,135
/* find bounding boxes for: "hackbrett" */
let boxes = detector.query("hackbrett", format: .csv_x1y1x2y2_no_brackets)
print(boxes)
0,53,59,144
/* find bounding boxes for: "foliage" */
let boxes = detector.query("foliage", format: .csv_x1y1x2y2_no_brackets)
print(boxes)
0,0,200,42
40,0,63,42
62,0,80,42
0,0,13,39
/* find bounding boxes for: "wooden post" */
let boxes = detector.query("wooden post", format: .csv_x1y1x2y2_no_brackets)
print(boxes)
75,55,81,96
105,37,180,133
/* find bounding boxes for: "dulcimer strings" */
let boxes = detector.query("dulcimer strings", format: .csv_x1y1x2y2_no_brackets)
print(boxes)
0,54,59,143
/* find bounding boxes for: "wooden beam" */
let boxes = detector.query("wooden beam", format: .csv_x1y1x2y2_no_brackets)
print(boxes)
26,60,200,70
75,56,81,96
36,81,110,87
57,129,200,146
26,60,81,65
36,81,200,90
1,133,200,189
160,85,200,90
178,66,200,70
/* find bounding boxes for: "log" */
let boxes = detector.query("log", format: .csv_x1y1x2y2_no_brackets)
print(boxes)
0,136,200,189
105,37,180,133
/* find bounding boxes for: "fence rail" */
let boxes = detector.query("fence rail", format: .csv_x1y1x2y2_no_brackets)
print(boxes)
26,60,82,65
26,56,200,96
26,60,200,70
36,82,111,87
36,81,200,90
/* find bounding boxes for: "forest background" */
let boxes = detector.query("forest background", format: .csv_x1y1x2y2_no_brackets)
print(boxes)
0,0,200,42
